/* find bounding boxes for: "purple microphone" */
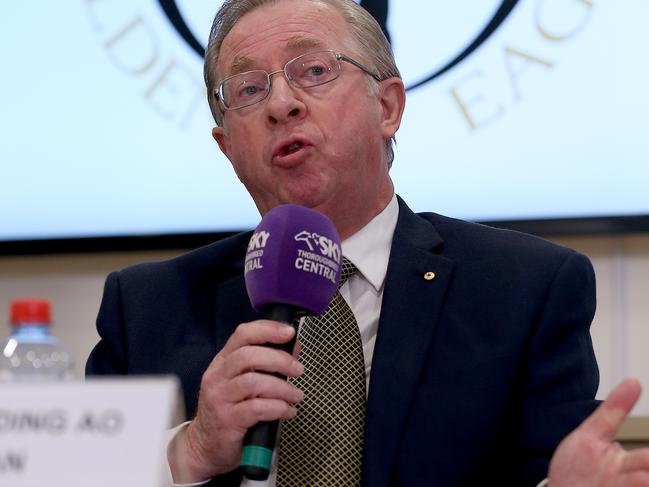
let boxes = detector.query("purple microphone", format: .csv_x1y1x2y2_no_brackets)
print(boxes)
240,204,342,480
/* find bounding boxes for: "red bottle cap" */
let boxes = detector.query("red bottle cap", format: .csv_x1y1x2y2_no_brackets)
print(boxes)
10,299,51,325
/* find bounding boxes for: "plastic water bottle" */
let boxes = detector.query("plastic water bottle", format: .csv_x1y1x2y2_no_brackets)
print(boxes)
0,299,75,382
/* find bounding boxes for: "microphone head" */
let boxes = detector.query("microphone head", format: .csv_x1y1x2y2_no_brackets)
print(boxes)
244,204,342,315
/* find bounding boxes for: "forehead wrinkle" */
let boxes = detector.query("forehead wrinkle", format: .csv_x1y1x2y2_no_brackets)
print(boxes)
226,37,328,78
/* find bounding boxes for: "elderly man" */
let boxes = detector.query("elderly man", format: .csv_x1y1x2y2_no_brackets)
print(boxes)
87,1,649,486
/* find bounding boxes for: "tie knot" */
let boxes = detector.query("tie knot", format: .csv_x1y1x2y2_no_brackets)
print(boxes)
339,257,357,288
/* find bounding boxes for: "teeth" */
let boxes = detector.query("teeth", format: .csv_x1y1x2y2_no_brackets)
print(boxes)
287,142,301,152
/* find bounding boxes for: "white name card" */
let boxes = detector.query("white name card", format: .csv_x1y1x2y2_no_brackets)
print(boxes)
0,376,183,487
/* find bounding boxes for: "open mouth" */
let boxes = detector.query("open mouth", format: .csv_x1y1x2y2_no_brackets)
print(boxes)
280,141,304,156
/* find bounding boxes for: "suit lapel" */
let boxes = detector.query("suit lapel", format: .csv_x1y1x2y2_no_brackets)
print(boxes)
363,198,455,486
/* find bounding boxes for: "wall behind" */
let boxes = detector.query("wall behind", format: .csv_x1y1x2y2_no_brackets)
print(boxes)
0,234,647,411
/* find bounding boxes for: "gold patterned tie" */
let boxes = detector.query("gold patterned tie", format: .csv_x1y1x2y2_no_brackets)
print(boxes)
277,257,366,486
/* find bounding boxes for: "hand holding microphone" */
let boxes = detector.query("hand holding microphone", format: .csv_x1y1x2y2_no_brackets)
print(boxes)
168,205,342,483
240,204,343,479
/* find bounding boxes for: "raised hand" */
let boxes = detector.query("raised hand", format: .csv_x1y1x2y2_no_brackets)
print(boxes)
549,378,649,487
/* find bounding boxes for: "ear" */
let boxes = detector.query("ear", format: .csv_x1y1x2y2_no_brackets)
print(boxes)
212,125,232,160
378,77,406,141
212,125,245,183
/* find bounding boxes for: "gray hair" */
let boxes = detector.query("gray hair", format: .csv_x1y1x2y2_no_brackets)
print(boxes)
204,0,401,166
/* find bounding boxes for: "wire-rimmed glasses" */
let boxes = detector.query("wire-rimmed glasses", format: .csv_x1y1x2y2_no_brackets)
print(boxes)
215,50,381,111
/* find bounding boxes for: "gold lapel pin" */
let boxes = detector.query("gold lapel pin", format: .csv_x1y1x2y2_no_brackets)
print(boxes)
423,271,436,281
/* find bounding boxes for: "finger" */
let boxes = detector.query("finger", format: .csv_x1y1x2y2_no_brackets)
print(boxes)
621,449,649,473
581,378,642,441
220,320,296,355
616,470,649,487
292,339,302,359
222,344,303,379
226,371,304,404
231,398,299,428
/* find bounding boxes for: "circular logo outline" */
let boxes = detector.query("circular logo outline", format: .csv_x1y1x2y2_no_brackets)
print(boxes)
156,0,521,90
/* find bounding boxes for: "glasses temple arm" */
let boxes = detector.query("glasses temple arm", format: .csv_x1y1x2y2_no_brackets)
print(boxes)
337,54,382,82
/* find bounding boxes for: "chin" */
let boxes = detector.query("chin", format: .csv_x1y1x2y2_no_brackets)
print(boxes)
283,195,323,210
279,182,329,209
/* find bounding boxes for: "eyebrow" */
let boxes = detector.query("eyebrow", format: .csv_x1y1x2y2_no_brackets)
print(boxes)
229,56,256,76
285,36,325,50
226,37,327,76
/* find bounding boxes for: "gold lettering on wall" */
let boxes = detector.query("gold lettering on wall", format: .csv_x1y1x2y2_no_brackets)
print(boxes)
450,70,505,130
504,47,554,100
144,60,204,122
450,0,595,131
104,17,158,75
536,0,594,42
84,4,210,131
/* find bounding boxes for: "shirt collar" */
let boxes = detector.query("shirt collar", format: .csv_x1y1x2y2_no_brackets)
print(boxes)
341,193,399,292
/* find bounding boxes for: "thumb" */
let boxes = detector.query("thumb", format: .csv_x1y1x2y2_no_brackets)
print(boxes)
579,377,641,442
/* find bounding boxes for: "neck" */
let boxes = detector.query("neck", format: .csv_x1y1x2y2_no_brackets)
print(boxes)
333,186,394,241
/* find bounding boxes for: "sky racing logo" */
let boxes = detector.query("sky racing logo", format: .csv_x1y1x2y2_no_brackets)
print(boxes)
294,230,341,284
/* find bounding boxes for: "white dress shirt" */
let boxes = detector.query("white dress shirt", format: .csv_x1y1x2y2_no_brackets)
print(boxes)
169,194,399,487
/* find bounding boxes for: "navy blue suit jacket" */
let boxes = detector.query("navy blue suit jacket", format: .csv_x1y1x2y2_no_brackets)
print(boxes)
86,197,599,486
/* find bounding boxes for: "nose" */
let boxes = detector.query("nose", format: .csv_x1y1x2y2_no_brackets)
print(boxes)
264,71,306,125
